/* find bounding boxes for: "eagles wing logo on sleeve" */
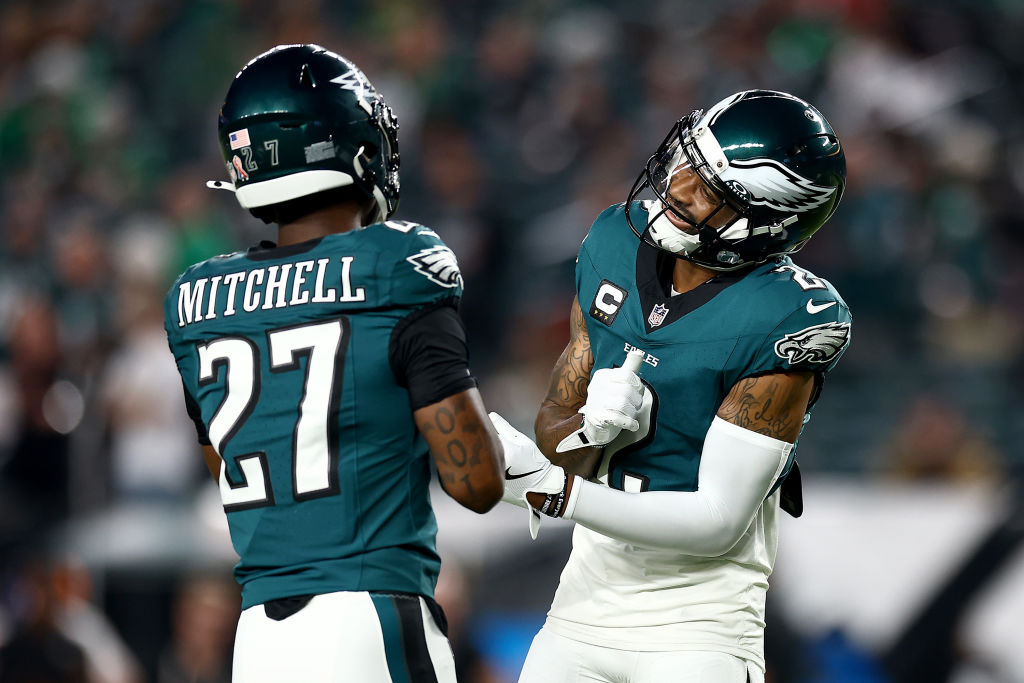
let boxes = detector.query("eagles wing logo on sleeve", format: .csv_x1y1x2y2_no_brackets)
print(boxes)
406,246,464,289
720,158,836,212
774,322,851,365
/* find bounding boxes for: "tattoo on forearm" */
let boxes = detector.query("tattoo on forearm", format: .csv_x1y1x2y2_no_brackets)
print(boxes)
436,407,455,434
418,391,496,497
547,301,593,408
534,300,599,464
446,440,468,467
717,375,799,439
556,347,592,404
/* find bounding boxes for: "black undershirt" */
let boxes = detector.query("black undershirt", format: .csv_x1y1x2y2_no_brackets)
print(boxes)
389,301,478,410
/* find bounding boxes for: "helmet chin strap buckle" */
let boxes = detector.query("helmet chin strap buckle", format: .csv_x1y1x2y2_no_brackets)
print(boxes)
206,180,237,193
750,214,798,237
716,250,742,266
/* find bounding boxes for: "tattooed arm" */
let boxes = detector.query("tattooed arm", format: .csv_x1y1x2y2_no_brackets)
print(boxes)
534,297,604,477
415,388,505,513
717,371,815,442
509,370,817,554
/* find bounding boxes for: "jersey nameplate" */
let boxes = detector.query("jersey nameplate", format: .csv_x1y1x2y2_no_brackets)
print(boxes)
590,280,628,326
176,257,365,328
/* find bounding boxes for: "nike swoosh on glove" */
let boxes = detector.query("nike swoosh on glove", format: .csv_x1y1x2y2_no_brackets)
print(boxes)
577,365,644,447
489,412,568,539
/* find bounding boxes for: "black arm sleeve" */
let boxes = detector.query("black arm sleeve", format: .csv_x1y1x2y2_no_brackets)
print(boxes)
181,382,212,446
389,302,479,411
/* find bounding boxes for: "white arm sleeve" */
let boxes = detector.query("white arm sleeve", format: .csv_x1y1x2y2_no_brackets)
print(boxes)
563,416,793,556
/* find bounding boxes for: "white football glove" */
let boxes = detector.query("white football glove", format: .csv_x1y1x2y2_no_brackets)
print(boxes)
567,363,644,450
489,412,569,539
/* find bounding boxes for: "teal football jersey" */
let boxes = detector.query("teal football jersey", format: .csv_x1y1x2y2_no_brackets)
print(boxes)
164,220,464,609
577,203,852,494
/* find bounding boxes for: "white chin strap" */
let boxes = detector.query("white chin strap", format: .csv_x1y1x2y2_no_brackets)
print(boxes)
647,208,701,255
646,201,754,256
720,217,751,241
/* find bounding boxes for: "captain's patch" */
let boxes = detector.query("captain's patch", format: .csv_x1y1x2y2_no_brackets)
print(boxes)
774,322,850,365
590,280,628,326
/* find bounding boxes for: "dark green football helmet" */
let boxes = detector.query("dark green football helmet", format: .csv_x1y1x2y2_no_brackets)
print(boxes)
208,44,400,223
626,89,846,270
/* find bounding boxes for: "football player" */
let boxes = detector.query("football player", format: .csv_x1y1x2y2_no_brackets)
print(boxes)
164,45,505,683
493,90,851,683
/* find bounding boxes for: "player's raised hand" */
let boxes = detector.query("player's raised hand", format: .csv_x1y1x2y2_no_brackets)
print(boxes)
557,349,645,452
489,412,569,539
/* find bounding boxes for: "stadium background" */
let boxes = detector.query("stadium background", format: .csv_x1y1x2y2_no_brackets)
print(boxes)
1,0,1022,681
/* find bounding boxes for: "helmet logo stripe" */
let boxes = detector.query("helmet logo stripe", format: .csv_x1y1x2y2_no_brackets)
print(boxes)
330,69,375,113
720,158,835,212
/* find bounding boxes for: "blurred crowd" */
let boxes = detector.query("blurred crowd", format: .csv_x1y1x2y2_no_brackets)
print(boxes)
1,0,1022,681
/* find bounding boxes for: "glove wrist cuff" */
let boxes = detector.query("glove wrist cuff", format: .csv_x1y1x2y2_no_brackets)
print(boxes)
537,472,570,519
562,474,582,520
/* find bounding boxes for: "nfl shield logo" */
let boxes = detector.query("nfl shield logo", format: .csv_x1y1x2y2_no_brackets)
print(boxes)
648,303,669,328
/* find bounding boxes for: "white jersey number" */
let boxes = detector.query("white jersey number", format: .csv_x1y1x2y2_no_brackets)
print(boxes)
774,263,827,291
197,319,348,511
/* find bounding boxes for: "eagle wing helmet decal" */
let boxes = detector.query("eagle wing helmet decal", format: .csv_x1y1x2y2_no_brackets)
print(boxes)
406,245,464,289
720,158,837,213
774,321,851,365
329,66,377,114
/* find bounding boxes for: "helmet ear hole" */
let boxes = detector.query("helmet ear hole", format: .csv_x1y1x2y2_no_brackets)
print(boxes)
360,142,379,159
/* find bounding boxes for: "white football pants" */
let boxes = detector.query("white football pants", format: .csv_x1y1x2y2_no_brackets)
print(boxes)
232,591,456,683
519,627,764,683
